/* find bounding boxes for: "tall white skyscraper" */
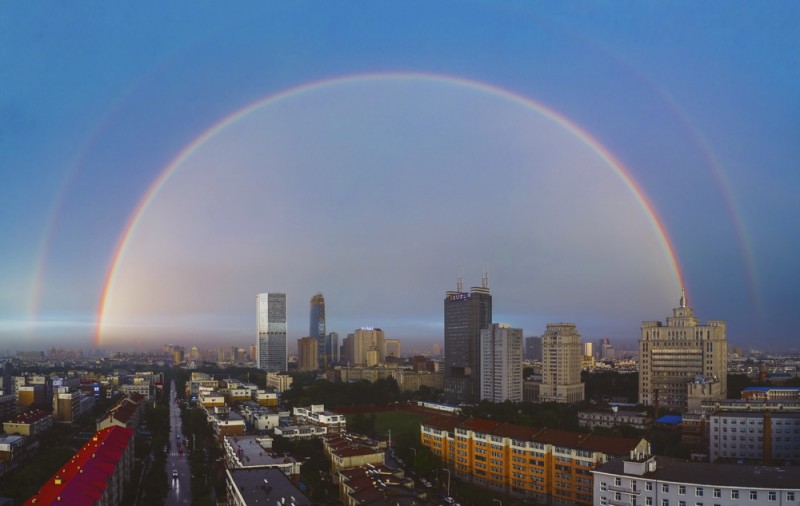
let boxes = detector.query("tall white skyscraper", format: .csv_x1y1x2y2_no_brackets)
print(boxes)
480,323,523,403
540,323,585,403
257,293,287,372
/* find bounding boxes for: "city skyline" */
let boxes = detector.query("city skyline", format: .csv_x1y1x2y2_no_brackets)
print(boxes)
2,3,799,351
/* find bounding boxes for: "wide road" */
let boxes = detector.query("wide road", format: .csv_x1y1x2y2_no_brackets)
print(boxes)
166,380,192,506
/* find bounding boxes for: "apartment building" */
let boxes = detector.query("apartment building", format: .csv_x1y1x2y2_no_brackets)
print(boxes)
420,415,647,505
593,451,800,506
24,426,134,506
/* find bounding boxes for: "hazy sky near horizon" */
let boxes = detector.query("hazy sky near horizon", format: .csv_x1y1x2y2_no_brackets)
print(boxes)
2,2,799,352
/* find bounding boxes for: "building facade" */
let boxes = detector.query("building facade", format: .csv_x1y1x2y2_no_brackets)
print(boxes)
443,275,492,405
540,323,584,403
639,290,727,412
480,323,523,403
298,336,319,371
420,415,647,505
593,452,800,506
257,292,287,372
309,292,327,369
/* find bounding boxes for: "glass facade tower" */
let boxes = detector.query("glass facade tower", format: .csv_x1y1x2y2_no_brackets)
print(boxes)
257,293,287,372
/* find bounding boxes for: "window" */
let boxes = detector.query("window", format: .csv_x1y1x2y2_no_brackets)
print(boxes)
646,483,653,491
616,478,622,486
679,502,686,506
697,488,704,497
646,499,653,506
788,492,795,501
768,491,776,501
616,493,622,501
663,484,670,493
713,489,721,499
731,490,739,499
750,491,758,500
680,486,686,495
662,500,669,506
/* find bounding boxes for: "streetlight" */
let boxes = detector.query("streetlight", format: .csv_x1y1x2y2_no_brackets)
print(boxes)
442,468,451,496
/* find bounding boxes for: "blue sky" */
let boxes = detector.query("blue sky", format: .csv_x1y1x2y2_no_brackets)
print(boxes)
1,2,798,352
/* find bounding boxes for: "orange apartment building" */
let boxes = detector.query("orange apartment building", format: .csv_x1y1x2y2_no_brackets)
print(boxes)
420,415,648,505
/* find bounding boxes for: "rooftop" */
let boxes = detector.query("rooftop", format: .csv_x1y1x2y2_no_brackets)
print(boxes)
225,436,297,468
226,468,311,505
595,456,800,489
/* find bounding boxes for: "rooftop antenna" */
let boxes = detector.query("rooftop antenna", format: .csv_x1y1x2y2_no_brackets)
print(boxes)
482,267,489,289
680,286,687,308
456,268,463,293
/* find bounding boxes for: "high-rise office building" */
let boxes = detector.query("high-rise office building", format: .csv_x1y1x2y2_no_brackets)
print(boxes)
525,336,543,361
443,273,492,405
347,327,385,366
540,323,584,403
480,323,523,402
257,293,287,372
298,337,319,371
583,342,594,358
309,293,326,368
326,332,340,366
639,289,727,412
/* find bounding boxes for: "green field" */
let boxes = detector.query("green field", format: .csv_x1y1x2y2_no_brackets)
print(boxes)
346,409,428,442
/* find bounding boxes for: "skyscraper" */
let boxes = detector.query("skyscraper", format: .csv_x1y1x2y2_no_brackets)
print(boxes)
298,337,319,371
326,332,340,366
257,293,287,372
480,323,523,402
443,273,492,405
540,323,584,403
639,289,727,412
525,335,543,361
309,293,326,368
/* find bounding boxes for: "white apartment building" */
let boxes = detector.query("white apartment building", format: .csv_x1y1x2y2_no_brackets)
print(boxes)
593,452,800,506
480,323,523,402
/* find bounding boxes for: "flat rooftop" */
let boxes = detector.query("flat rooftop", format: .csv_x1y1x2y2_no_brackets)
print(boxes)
226,436,297,467
227,468,311,505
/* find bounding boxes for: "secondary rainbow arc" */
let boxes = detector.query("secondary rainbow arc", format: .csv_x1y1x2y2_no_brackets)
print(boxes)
95,72,684,345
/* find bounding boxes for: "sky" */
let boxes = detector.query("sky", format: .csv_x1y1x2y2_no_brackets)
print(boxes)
1,2,799,353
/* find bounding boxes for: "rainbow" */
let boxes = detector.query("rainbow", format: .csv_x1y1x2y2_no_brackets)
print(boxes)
95,72,684,345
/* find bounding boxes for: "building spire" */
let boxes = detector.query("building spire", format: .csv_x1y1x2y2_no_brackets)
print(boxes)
482,267,489,289
456,268,463,293
680,287,687,308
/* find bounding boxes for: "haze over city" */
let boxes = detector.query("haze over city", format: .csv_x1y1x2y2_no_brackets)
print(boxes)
2,3,799,352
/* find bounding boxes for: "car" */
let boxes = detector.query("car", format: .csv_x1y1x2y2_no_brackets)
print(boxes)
172,469,178,479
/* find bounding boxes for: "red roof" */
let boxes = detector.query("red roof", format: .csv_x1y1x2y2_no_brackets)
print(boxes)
24,425,134,506
6,408,52,425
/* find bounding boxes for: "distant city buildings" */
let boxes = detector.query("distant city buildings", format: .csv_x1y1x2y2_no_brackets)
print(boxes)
256,293,287,372
480,323,523,402
443,273,492,405
639,289,727,412
540,323,585,403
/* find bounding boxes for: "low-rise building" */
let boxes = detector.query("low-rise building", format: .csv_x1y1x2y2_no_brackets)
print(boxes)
274,424,327,440
0,434,38,477
198,390,226,408
255,390,279,407
239,403,281,431
96,393,145,431
578,408,651,431
323,434,386,478
593,451,800,506
293,405,346,434
3,408,53,436
222,436,301,476
338,465,420,506
23,426,134,505
742,386,800,401
265,373,293,393
225,468,311,506
207,407,246,439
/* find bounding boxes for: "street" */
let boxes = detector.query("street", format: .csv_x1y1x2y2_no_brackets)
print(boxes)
166,380,192,506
